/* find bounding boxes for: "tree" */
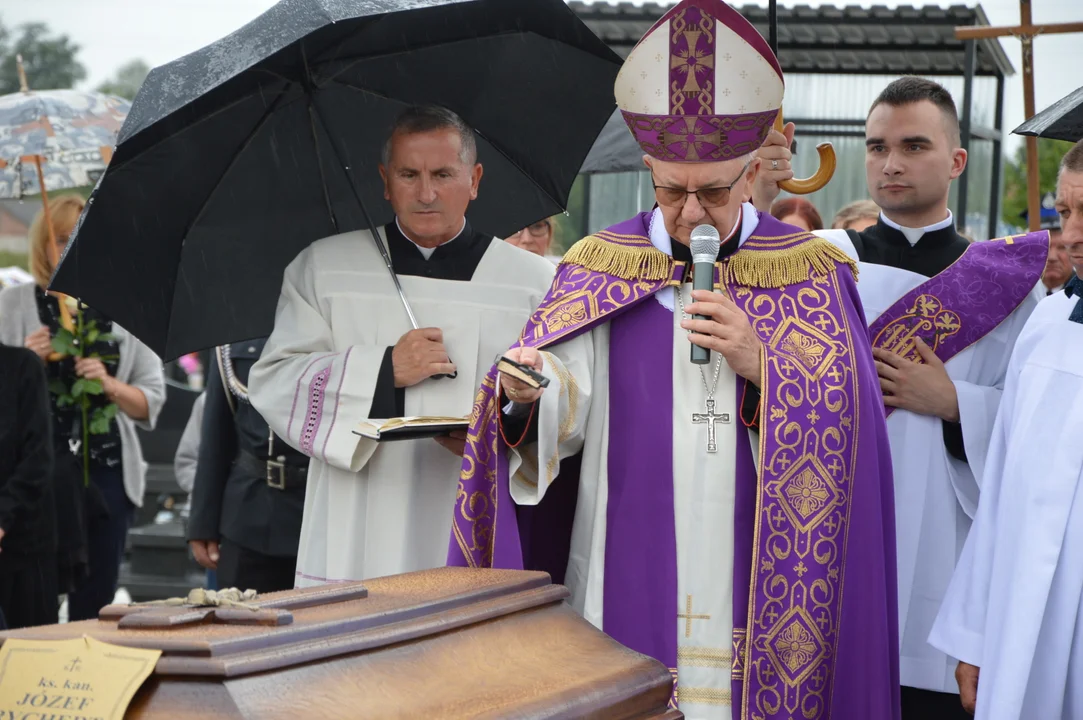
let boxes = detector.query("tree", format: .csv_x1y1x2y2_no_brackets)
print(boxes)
96,59,150,101
0,20,86,93
1002,138,1075,227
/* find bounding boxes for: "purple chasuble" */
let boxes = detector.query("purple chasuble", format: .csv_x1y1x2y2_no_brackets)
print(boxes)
449,211,900,720
868,231,1048,417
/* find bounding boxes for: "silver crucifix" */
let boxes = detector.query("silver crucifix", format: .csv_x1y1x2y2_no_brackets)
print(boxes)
692,398,731,453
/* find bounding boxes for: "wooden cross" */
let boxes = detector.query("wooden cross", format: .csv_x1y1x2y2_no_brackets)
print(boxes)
956,2,1083,231
677,594,711,638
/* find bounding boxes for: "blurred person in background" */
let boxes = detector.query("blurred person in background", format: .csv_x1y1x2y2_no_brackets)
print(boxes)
187,340,307,593
504,217,557,259
0,195,165,622
769,195,823,231
832,198,881,232
0,343,56,629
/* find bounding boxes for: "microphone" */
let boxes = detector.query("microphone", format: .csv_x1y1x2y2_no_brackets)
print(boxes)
689,224,721,365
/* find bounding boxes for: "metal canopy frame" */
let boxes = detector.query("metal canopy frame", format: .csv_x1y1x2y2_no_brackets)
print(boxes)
569,2,1015,239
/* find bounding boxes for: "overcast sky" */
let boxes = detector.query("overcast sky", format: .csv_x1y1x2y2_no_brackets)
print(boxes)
5,0,1081,151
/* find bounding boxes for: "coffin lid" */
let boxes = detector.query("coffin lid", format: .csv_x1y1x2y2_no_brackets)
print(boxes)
0,568,566,678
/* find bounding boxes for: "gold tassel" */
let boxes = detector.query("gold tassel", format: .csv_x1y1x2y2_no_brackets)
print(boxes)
725,237,858,289
560,234,672,281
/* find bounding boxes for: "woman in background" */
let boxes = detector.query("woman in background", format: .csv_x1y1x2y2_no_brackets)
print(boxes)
831,199,881,232
504,217,557,260
769,196,824,232
0,195,165,622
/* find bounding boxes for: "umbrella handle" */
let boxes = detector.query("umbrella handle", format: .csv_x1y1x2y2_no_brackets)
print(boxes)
773,112,836,195
31,155,76,362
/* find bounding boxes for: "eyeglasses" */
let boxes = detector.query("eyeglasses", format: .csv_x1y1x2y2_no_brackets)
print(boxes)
513,220,552,238
652,159,752,209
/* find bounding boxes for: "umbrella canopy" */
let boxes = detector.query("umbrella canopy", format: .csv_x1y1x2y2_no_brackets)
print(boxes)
52,0,621,359
580,108,644,175
1013,85,1083,143
0,88,129,197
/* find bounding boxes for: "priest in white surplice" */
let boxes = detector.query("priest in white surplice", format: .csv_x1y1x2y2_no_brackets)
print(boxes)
449,4,899,719
753,77,1046,719
248,106,554,587
929,141,1083,720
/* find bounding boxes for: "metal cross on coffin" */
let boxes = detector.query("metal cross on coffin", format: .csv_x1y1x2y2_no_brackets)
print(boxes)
692,398,731,453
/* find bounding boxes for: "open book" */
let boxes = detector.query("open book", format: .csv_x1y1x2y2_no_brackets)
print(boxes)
352,416,469,442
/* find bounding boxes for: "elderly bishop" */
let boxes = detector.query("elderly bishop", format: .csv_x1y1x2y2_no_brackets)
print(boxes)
449,3,899,719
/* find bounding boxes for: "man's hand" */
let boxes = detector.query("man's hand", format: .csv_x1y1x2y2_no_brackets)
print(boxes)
434,430,468,457
24,326,52,361
874,338,959,421
499,347,545,405
392,328,456,388
189,539,220,570
682,290,763,387
955,661,979,715
750,122,795,212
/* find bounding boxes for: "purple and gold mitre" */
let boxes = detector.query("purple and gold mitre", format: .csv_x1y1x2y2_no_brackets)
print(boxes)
615,0,784,163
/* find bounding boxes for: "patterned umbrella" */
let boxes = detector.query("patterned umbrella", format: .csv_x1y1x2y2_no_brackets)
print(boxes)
0,87,129,198
0,58,129,358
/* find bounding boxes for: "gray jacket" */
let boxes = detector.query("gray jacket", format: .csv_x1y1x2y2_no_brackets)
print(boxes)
0,282,166,507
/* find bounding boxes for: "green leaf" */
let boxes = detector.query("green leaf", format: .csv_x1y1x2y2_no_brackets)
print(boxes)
50,328,79,356
85,328,99,345
56,394,74,408
71,378,103,398
88,414,111,435
102,403,119,420
48,379,68,396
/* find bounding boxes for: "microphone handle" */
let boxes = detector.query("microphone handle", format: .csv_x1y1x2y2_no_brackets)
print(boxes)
690,259,714,365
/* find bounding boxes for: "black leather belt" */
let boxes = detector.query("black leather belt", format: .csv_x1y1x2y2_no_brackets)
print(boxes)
237,450,308,490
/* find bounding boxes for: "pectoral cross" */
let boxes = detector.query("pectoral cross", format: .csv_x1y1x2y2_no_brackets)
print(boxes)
692,398,731,453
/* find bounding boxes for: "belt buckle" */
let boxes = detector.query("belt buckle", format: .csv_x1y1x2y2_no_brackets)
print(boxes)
266,458,286,490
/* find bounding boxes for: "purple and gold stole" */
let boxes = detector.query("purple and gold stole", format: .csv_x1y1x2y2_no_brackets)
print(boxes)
868,231,1048,417
449,211,899,720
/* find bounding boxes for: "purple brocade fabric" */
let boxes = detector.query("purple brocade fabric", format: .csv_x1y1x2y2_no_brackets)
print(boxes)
869,230,1048,418
449,211,900,719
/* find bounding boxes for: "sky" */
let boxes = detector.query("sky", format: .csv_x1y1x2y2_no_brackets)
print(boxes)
3,0,1081,152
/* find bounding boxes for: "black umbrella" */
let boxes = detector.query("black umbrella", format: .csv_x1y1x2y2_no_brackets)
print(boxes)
52,0,621,359
579,109,645,175
1013,85,1083,143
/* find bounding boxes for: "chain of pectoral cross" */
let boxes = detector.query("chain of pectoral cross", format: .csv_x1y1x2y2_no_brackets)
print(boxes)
677,285,731,453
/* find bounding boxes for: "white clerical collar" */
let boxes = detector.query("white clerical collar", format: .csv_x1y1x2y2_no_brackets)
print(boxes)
879,211,954,247
395,216,467,260
649,202,758,310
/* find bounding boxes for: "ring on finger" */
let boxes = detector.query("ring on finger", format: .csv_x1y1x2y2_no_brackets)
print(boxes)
771,159,779,170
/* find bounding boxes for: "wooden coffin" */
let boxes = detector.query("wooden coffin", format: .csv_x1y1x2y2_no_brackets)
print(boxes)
0,567,680,719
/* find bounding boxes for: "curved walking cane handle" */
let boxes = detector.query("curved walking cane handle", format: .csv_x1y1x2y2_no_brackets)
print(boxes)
773,112,836,195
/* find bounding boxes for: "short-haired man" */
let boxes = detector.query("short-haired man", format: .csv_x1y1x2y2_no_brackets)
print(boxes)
754,76,1047,719
930,139,1083,720
249,105,555,587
